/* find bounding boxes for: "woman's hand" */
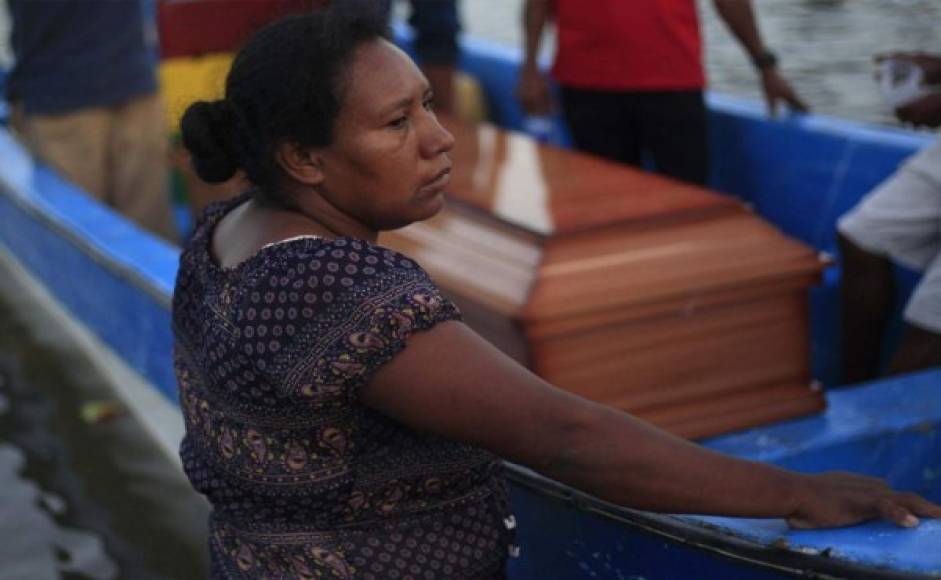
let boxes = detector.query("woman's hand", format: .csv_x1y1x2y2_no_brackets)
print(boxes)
787,471,941,529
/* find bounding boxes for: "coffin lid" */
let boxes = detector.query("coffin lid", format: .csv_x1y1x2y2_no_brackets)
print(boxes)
429,119,826,324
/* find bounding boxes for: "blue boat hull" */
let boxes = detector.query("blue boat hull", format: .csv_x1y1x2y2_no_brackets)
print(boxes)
507,367,941,579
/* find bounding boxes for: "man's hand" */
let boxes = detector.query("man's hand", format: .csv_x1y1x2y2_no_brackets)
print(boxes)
896,92,941,127
876,52,941,85
760,68,809,117
516,64,554,116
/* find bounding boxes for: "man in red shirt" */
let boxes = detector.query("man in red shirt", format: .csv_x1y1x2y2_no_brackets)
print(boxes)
517,0,808,185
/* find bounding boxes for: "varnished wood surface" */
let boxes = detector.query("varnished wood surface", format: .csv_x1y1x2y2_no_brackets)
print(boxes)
645,383,825,439
380,202,541,317
528,212,823,325
382,117,828,439
440,117,741,236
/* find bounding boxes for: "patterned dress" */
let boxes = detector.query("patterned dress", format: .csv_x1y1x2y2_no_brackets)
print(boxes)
172,194,515,579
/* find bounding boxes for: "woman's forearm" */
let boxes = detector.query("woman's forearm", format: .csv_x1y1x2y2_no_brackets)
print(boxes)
540,400,803,517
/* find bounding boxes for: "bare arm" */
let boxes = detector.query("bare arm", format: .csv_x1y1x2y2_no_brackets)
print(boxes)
522,0,551,70
896,93,941,127
875,53,941,126
712,0,808,115
713,0,765,60
517,0,554,115
363,321,941,527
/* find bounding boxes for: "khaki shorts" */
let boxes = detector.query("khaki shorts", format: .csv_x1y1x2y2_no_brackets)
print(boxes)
10,94,177,242
838,138,941,332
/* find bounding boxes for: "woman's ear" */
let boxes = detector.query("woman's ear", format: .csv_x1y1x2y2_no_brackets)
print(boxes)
275,141,325,186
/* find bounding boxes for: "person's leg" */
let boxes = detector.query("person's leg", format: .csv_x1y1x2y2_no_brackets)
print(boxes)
634,90,709,186
889,250,941,375
837,139,941,382
109,93,178,242
423,64,455,115
838,231,896,383
11,104,110,200
409,0,459,113
888,324,941,375
559,87,640,166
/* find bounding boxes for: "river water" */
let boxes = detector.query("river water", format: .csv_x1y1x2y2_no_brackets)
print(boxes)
0,262,210,580
418,0,941,126
1,1,940,126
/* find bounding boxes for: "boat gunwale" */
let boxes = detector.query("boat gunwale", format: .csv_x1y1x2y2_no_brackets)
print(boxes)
505,461,941,580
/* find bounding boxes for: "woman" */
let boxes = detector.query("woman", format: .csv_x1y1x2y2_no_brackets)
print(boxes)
173,7,941,579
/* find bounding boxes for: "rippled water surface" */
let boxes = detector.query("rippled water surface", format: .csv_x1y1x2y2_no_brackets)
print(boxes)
0,284,208,579
2,1,940,125
454,0,941,126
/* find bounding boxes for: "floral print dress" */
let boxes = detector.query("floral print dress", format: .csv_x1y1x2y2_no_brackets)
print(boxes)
172,194,515,579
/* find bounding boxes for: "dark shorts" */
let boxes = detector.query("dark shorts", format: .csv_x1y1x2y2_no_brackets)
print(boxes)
377,0,460,65
559,86,709,185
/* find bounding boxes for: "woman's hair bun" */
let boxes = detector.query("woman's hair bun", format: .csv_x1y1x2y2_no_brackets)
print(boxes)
180,100,240,183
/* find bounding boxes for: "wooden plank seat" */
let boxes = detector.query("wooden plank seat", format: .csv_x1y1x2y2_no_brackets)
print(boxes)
381,117,827,439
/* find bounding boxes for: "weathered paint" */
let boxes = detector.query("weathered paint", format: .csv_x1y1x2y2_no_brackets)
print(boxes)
504,372,941,578
0,130,179,401
694,371,941,575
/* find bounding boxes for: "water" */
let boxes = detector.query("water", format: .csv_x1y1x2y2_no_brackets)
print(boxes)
0,277,209,579
698,0,941,125
452,0,941,126
1,1,939,126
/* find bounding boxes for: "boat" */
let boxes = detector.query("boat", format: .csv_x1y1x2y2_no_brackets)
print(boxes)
1,30,939,579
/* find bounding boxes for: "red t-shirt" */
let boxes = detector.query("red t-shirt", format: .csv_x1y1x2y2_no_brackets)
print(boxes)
551,0,705,91
158,0,324,59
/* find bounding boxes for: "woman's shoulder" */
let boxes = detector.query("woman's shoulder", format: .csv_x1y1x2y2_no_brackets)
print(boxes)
272,237,429,280
192,192,253,239
238,237,460,369
248,236,442,307
178,192,252,265
309,238,424,273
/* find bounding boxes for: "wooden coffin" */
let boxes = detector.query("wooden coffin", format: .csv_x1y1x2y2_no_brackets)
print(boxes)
381,119,827,439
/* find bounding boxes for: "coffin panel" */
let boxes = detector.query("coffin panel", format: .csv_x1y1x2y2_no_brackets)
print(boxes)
382,118,827,438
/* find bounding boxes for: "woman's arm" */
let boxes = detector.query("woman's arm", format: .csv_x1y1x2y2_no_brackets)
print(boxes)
363,321,941,528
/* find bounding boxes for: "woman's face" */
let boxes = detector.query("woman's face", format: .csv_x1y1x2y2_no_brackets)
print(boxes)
316,38,455,231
